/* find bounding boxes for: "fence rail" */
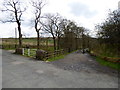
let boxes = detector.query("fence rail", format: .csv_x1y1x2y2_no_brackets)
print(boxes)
23,48,37,57
1,44,68,60
22,48,67,60
44,49,66,60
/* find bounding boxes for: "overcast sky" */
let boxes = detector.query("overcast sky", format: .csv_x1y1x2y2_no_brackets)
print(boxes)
0,0,119,38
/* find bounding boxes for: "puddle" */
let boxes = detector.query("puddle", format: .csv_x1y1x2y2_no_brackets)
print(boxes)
11,61,25,65
35,70,44,74
89,60,93,61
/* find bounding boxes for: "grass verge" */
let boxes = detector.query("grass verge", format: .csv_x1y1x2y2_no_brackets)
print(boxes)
46,50,78,62
95,56,120,71
46,54,66,62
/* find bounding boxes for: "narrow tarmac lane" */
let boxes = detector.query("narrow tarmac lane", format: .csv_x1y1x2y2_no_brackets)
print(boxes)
2,50,118,88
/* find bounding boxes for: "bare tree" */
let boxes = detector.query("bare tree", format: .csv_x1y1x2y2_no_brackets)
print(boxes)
53,14,64,50
42,13,62,50
41,13,56,50
31,0,45,49
1,0,26,48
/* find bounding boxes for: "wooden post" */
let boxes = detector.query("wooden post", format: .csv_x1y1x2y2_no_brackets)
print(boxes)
15,28,17,49
22,48,24,55
46,37,48,51
28,49,30,56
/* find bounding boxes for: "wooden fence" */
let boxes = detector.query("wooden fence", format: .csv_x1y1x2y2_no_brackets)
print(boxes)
44,49,66,60
23,48,37,57
0,44,17,49
22,48,67,60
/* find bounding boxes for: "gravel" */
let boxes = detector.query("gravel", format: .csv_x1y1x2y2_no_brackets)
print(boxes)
47,51,118,77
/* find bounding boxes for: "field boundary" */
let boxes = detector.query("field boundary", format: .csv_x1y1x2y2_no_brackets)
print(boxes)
90,51,120,63
23,48,68,61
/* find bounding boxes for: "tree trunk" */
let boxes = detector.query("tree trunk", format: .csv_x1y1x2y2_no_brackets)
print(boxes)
37,31,40,49
57,37,60,50
18,23,22,48
82,33,85,54
53,37,56,51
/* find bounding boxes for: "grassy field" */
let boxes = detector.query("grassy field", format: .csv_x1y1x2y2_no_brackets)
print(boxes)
1,38,69,62
1,38,54,52
95,56,120,70
2,38,53,46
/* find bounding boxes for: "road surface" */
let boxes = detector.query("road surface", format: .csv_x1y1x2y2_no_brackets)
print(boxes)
48,51,118,77
2,49,118,88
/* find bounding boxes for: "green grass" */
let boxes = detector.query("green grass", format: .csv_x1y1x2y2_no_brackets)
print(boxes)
41,46,54,52
46,54,66,62
95,56,120,70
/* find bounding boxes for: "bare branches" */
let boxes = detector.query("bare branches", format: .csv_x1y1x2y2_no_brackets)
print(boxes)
31,0,45,31
42,13,64,37
30,0,46,49
1,9,14,12
31,0,45,11
1,0,26,23
1,0,26,48
31,0,45,21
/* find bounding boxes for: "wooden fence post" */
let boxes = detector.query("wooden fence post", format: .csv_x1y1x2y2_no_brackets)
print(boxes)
28,49,30,56
22,48,24,55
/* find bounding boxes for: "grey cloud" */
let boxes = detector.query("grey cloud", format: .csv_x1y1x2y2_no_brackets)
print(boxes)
68,2,97,18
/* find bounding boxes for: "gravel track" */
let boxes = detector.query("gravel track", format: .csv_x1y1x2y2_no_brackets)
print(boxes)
48,51,118,77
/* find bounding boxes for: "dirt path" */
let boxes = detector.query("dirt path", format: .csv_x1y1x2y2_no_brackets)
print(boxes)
48,51,118,77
